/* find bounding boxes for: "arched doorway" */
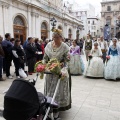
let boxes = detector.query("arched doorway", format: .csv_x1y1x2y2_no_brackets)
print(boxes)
41,22,48,41
13,15,26,44
68,29,72,39
58,26,62,30
76,30,80,40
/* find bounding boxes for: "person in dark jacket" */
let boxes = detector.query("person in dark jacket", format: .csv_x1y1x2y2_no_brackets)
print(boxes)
2,33,13,79
35,38,42,61
26,37,37,75
12,39,25,78
0,35,5,81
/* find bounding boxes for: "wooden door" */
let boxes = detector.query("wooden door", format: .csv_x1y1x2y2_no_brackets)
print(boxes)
14,25,26,45
41,30,47,41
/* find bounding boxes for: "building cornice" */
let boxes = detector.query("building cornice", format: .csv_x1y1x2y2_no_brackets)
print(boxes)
0,0,10,8
14,0,83,26
101,0,120,4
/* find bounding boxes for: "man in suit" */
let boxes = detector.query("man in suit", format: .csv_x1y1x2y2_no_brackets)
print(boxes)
26,37,37,75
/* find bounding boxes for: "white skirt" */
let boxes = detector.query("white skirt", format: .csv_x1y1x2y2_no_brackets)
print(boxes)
84,57,104,77
69,55,84,75
104,55,120,80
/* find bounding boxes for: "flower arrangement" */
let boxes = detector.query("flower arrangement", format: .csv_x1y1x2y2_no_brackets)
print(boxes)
46,58,61,75
34,58,69,80
106,56,110,60
34,61,46,79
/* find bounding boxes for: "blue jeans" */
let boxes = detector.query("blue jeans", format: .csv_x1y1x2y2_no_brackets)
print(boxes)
0,56,3,78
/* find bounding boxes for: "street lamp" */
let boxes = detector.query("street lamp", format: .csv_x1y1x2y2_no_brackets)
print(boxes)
116,20,120,27
50,17,57,31
116,20,120,38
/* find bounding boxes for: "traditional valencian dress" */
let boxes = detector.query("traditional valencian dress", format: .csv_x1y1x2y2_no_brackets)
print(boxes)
43,42,71,112
104,45,120,80
69,45,84,75
84,47,104,77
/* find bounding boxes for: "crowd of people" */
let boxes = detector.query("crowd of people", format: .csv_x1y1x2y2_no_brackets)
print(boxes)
0,32,120,81
1,29,120,119
0,33,50,81
69,34,120,80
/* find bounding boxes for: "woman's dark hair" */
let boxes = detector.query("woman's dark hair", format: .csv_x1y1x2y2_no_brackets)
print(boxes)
5,33,10,39
35,38,39,43
73,39,77,45
10,38,15,42
14,39,21,46
28,37,33,41
65,38,68,42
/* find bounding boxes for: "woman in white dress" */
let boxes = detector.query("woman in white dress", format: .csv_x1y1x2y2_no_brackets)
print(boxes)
69,40,84,75
104,38,120,80
84,42,104,77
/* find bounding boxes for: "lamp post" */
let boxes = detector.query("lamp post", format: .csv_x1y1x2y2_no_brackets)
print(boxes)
76,26,80,39
116,20,120,38
50,17,57,31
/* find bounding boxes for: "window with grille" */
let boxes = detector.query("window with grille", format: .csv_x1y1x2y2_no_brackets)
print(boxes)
107,6,111,11
14,16,24,26
106,19,111,25
41,22,47,30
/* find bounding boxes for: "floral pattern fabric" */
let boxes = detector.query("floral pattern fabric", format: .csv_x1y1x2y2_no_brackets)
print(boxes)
104,45,120,80
43,42,71,112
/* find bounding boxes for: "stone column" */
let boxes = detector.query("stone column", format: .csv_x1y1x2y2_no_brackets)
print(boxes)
64,22,67,38
27,6,32,37
31,12,36,37
35,13,40,38
2,3,9,35
8,5,13,37
0,3,4,36
73,25,77,39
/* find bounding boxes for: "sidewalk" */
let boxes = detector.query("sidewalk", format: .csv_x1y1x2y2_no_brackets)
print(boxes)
1,74,120,120
0,56,120,120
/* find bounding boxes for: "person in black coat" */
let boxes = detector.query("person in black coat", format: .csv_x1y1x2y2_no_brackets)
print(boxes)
12,39,25,78
26,37,37,75
35,38,42,61
2,33,13,79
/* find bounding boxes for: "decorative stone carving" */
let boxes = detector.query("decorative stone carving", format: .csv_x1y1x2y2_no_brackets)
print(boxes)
31,12,39,17
0,1,9,9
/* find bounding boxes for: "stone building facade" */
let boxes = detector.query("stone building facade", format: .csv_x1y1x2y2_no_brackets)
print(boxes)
87,17,100,38
0,0,83,43
70,4,96,37
101,0,120,38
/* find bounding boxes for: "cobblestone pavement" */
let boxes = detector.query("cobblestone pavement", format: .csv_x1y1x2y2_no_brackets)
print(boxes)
0,56,120,120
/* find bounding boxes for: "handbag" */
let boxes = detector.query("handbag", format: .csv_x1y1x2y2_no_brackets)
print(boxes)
19,68,27,78
61,67,69,78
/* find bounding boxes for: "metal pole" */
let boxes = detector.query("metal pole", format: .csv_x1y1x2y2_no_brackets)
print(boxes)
114,15,116,37
43,79,61,120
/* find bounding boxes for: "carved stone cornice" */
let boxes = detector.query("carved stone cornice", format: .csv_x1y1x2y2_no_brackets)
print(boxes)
64,22,67,26
0,1,9,8
31,12,39,17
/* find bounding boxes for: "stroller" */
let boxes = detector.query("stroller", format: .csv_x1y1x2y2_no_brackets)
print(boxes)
3,74,61,120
